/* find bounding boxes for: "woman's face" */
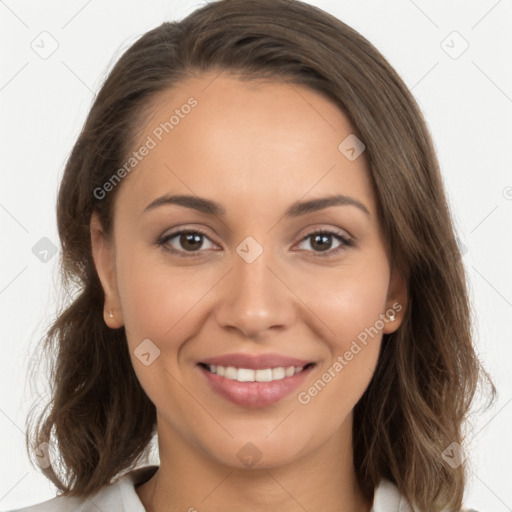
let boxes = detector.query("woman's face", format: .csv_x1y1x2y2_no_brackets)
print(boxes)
91,72,405,469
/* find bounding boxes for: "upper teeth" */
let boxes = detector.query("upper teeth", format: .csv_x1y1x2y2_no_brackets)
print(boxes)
208,365,304,382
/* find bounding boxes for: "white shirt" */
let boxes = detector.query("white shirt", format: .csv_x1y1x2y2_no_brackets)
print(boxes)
5,465,475,512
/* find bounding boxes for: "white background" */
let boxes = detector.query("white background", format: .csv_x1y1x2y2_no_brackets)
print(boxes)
1,0,511,510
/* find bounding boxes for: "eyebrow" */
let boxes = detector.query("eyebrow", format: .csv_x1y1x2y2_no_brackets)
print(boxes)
143,193,370,217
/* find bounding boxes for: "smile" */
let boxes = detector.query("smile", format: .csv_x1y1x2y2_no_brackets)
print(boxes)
197,361,316,408
201,363,313,382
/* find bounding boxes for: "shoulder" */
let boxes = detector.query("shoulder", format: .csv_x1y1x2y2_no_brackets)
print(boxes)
372,479,480,512
3,465,159,512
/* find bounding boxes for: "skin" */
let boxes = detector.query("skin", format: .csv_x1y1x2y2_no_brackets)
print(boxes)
91,72,407,512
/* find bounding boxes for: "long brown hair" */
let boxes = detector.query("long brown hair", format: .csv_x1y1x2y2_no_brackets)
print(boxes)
26,0,495,510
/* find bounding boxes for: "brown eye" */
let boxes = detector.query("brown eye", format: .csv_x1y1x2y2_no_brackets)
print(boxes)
296,230,353,257
309,233,335,252
178,233,204,251
158,230,217,256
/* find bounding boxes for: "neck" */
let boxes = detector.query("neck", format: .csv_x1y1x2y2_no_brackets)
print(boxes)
136,414,372,512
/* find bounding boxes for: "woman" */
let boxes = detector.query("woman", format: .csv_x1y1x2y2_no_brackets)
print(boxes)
12,0,494,510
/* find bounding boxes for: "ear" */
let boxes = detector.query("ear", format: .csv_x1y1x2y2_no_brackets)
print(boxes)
382,268,408,334
90,211,124,328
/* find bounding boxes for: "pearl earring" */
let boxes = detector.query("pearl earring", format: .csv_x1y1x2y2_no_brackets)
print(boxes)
108,310,114,319
388,312,396,322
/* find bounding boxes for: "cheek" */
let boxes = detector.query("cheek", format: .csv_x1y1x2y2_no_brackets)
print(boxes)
114,252,213,412
294,257,390,347
291,258,389,415
116,247,216,344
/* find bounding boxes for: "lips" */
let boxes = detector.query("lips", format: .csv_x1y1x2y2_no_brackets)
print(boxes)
199,352,312,370
197,352,316,408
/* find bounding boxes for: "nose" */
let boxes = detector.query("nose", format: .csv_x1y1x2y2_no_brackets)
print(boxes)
214,245,297,340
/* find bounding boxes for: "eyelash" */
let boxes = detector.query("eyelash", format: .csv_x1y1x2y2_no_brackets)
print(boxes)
156,228,354,258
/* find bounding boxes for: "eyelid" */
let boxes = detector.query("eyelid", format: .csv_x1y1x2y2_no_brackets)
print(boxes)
295,225,353,243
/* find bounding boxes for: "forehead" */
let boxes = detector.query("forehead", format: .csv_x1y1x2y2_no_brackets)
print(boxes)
114,72,376,218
